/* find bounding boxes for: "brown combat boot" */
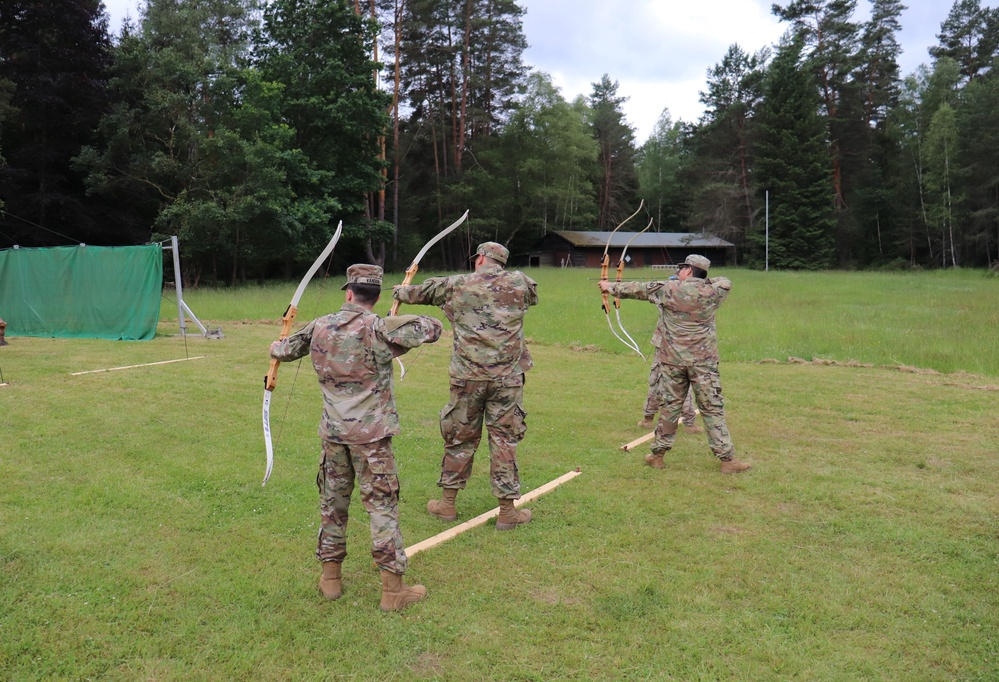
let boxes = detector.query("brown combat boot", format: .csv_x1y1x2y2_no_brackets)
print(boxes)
379,570,426,611
720,458,752,474
644,452,665,469
637,414,655,429
318,561,342,601
496,499,532,530
683,423,704,434
427,487,458,521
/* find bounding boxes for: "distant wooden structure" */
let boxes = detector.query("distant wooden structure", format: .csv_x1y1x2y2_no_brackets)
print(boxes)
526,231,735,268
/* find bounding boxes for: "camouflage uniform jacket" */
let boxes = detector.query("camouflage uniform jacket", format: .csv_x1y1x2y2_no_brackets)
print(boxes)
609,276,731,365
270,303,442,444
394,262,538,380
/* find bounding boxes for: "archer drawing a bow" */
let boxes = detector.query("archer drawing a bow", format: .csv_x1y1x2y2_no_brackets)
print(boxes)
389,210,469,378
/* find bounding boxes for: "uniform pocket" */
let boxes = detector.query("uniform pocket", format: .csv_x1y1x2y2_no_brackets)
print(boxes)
363,443,400,502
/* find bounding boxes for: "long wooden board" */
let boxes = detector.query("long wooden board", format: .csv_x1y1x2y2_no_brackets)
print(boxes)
620,431,655,451
405,468,582,558
71,356,206,376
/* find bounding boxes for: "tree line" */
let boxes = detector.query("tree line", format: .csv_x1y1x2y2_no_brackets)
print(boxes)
1,0,997,284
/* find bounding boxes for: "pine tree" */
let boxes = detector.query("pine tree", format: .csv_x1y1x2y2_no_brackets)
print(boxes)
589,74,638,229
849,0,905,266
686,44,768,250
772,0,861,214
380,0,528,267
957,71,999,266
857,0,904,128
930,0,999,83
0,0,114,245
753,39,837,269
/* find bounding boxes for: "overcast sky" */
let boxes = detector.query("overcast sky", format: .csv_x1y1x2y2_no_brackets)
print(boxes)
102,0,968,143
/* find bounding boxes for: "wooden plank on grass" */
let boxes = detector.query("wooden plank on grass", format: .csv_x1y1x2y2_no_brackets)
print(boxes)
406,468,582,558
620,431,654,451
71,356,206,376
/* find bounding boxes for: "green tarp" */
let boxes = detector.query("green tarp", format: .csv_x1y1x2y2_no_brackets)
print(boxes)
0,244,163,341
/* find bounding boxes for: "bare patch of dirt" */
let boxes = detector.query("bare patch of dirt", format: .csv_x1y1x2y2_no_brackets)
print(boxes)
530,588,582,606
409,652,446,678
708,525,751,537
942,381,999,392
895,364,939,375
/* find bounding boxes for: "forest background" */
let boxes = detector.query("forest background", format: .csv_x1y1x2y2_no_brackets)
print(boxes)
3,0,999,282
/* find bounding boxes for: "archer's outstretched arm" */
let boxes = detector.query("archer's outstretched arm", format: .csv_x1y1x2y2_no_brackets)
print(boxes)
270,321,316,362
393,276,450,308
599,281,661,301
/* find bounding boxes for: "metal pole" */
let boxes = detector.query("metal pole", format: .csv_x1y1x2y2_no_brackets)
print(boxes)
765,190,769,272
170,236,187,336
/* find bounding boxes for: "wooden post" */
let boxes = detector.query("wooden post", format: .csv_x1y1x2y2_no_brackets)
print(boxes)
405,468,582,558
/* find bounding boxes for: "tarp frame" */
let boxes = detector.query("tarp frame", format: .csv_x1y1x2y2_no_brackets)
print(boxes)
163,235,210,337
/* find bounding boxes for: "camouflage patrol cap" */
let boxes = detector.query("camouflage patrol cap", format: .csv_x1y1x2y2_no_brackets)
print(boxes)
472,241,509,265
684,254,711,271
340,263,383,290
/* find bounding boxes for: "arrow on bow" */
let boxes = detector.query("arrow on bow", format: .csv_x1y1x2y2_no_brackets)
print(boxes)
599,200,644,355
613,217,654,361
388,209,469,378
261,221,343,486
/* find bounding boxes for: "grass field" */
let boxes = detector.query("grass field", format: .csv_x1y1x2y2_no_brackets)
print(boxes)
1,267,997,680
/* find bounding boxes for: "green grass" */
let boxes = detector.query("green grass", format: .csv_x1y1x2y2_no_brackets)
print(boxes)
2,268,998,680
171,267,999,376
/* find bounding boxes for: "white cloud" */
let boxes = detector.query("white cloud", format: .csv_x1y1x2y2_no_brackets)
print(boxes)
521,0,968,141
522,0,788,139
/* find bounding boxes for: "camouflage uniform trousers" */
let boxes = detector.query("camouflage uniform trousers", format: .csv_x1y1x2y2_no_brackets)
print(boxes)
316,437,408,574
438,376,527,499
651,363,735,460
643,360,697,426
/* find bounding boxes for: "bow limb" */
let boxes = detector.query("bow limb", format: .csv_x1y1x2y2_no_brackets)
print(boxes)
613,218,654,360
387,261,418,378
262,221,343,486
600,201,644,353
387,210,469,376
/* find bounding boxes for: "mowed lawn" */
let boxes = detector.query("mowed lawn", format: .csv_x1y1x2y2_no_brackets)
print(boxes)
1,267,997,680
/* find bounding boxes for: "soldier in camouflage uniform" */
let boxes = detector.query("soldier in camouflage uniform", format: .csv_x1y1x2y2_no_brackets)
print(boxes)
639,314,701,432
269,264,443,610
393,242,538,530
601,254,750,474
